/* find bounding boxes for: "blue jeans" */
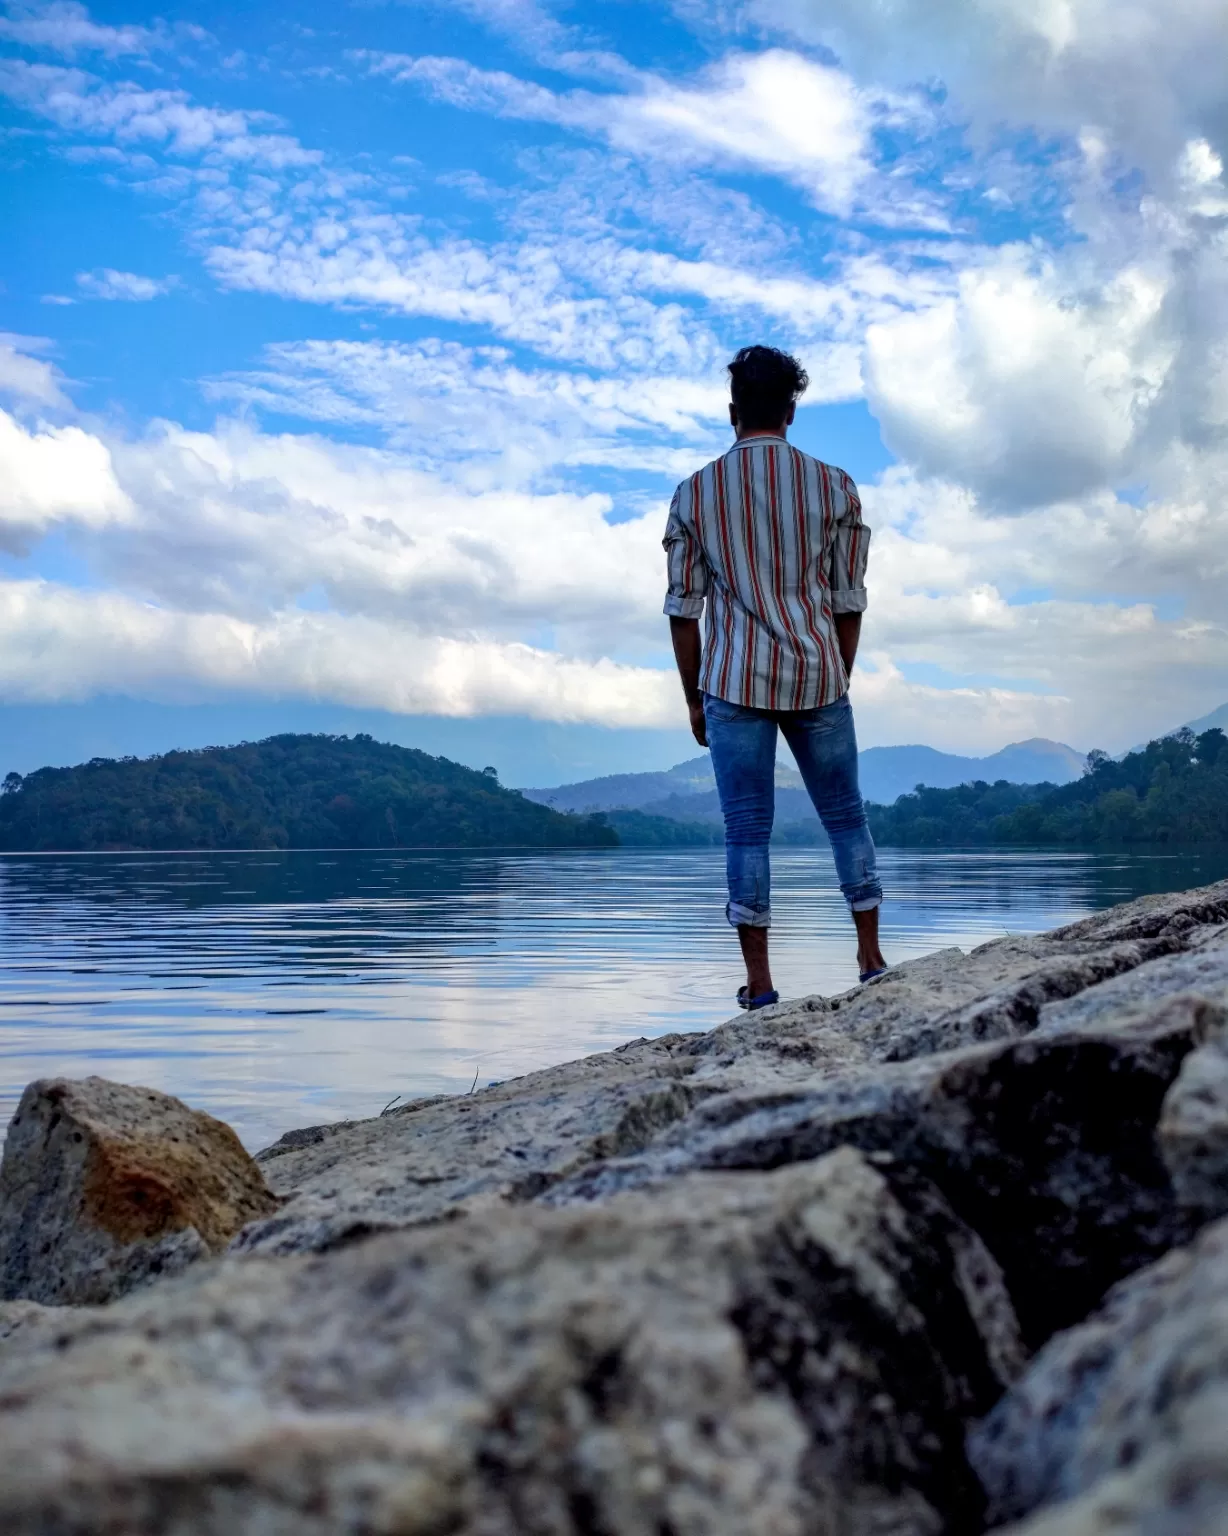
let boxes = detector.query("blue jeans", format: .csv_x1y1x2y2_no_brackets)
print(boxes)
704,691,882,928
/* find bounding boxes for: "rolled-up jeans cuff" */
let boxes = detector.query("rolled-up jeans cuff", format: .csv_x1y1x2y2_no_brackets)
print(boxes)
848,895,883,912
727,900,771,929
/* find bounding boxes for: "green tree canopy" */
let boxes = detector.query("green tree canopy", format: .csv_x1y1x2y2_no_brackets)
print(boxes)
866,730,1228,847
0,734,617,852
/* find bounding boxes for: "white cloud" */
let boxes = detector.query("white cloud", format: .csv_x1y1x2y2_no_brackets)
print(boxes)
85,418,667,660
863,247,1174,507
0,333,71,407
2,401,1221,751
0,60,321,166
205,220,712,371
0,1,166,58
76,267,176,300
0,408,132,548
204,338,730,487
4,3,1227,754
755,0,1228,187
363,48,928,219
0,579,681,725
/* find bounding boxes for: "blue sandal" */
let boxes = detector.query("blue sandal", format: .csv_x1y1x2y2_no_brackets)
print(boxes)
859,967,888,984
737,986,780,1011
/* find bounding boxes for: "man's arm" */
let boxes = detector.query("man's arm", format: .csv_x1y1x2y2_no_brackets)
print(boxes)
669,616,707,747
835,612,861,677
829,470,869,684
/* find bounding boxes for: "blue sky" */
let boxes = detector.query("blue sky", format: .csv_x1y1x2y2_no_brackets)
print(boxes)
2,0,1227,782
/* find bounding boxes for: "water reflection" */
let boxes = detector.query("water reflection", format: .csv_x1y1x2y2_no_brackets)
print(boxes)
2,846,1226,1150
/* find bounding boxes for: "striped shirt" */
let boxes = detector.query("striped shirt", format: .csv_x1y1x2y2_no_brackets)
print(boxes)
662,435,870,713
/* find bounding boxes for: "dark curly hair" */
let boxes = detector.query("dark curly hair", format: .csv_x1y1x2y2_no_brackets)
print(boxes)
728,345,809,431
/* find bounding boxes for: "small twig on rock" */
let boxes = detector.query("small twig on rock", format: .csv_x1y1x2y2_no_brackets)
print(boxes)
380,1094,402,1116
468,1065,480,1095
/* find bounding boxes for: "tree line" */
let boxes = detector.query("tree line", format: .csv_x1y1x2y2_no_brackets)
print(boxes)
864,729,1228,847
0,734,617,852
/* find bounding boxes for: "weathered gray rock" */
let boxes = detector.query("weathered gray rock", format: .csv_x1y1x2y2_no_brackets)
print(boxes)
546,998,1222,1346
241,880,1228,1259
1158,1009,1228,1222
970,1214,1228,1534
0,1149,1021,1536
997,1399,1228,1536
242,1037,710,1254
0,1076,279,1305
5,880,1228,1536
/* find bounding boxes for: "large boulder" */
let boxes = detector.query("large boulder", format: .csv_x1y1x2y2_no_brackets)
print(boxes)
241,880,1228,1259
970,1215,1228,1535
0,1076,279,1305
0,1148,1021,1536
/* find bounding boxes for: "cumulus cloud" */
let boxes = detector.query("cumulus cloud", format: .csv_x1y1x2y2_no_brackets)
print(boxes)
756,0,1228,185
76,268,176,300
0,333,71,407
87,418,666,657
0,402,1219,750
863,248,1174,508
0,409,132,549
0,579,680,725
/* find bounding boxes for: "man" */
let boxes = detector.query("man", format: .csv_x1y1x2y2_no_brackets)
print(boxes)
663,344,886,1010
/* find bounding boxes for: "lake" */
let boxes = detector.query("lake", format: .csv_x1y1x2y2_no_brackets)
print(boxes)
3,846,1227,1152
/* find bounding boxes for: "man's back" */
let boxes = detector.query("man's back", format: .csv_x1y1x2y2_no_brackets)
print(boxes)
663,433,870,714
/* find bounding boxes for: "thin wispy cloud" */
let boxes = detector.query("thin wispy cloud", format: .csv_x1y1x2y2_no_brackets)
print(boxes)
76,267,176,299
0,0,170,58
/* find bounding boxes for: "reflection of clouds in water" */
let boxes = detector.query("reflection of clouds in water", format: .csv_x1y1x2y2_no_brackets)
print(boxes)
4,847,1228,1150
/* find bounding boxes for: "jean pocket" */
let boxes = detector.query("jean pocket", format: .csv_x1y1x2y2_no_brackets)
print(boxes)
703,694,746,724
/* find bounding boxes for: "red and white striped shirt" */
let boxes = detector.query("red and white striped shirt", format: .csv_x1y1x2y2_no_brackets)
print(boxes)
663,435,870,712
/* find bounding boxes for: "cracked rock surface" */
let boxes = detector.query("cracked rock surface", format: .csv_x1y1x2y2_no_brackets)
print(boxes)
1,878,1227,1534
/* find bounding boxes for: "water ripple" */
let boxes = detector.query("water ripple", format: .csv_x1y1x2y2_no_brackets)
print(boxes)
2,846,1224,1150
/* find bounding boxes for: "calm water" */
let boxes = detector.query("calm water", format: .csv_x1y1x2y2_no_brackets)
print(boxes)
3,846,1227,1152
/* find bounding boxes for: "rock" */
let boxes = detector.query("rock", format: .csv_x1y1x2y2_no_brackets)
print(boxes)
549,1025,1197,1349
0,1076,280,1306
242,880,1228,1259
5,880,1228,1534
1158,1008,1228,1222
0,1148,1021,1536
969,1214,1228,1533
241,1036,710,1254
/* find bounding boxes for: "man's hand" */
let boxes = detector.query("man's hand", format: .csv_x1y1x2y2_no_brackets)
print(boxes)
669,616,707,746
834,612,862,678
688,697,707,747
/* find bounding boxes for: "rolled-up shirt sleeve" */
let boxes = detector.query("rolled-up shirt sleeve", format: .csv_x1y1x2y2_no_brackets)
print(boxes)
662,484,708,619
828,471,871,614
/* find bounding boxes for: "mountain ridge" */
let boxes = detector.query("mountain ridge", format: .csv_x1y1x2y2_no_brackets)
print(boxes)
524,736,1088,820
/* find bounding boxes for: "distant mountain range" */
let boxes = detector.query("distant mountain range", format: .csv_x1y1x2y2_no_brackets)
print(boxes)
523,737,1089,824
1182,702,1228,735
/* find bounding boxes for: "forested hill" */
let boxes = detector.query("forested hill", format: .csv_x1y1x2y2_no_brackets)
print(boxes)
0,735,617,852
866,728,1228,847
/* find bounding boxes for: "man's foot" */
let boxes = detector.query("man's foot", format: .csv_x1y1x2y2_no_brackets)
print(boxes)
737,986,781,1011
736,924,774,1004
852,904,886,981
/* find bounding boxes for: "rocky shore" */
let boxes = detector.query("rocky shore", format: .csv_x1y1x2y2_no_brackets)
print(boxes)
2,878,1228,1534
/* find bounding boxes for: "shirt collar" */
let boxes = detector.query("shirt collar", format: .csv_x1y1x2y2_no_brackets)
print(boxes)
728,434,788,451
